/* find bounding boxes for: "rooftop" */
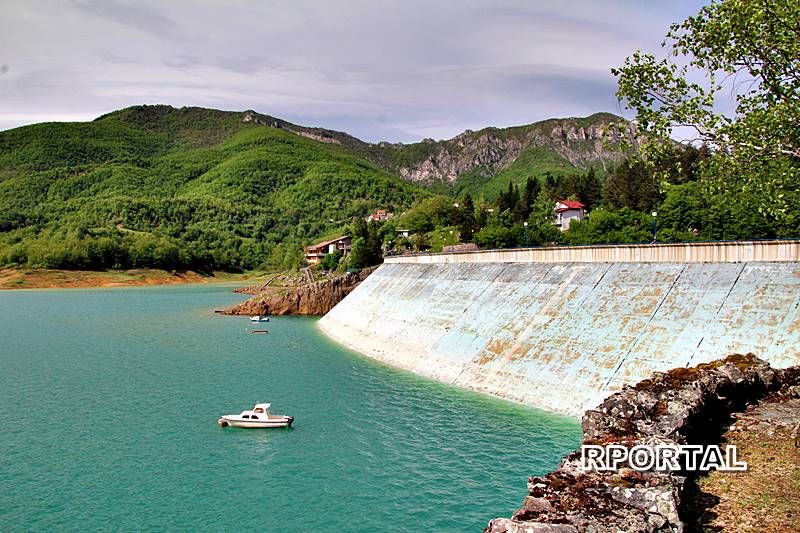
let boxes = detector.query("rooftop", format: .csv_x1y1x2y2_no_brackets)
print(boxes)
306,235,351,250
555,200,585,212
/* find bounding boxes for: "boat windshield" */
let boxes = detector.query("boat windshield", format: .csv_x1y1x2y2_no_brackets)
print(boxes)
254,408,264,413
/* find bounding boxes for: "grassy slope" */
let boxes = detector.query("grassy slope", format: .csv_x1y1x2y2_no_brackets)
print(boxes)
477,146,600,199
0,268,250,289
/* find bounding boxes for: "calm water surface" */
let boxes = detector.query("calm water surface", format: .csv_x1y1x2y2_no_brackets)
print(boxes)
0,284,580,532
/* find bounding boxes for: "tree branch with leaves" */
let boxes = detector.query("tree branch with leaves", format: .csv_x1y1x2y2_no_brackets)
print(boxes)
613,0,799,220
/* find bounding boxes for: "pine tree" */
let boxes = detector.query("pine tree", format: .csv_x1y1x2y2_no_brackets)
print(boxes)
497,181,517,214
521,176,541,219
458,193,476,242
577,167,602,209
543,173,559,200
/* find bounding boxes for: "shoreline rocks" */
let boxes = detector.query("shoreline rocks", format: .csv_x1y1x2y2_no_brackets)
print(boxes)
224,267,376,316
486,354,800,533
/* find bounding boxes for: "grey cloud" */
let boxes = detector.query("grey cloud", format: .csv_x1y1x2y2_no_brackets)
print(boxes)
95,50,141,65
71,0,179,39
1,1,703,142
161,54,203,69
476,4,638,41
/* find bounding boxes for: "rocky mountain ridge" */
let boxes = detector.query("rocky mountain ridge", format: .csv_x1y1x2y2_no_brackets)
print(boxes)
372,113,638,187
99,105,637,193
235,108,638,189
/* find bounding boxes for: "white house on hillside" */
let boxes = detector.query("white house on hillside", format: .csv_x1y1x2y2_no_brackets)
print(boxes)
554,200,585,231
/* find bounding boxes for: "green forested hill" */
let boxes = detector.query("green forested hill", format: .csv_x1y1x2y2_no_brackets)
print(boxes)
0,105,428,271
9,105,767,273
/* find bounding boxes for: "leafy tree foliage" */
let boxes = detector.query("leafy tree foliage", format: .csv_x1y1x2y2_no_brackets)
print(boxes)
604,158,660,212
398,196,460,233
347,218,383,269
318,249,343,271
474,225,515,249
613,0,800,221
520,177,541,220
562,208,652,245
0,107,428,271
540,169,601,210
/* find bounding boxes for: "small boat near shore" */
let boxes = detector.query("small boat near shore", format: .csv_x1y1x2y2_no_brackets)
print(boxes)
250,315,270,322
217,403,294,428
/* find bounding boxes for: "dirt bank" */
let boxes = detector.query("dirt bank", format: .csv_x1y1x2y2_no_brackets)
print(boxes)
687,387,800,531
0,268,260,290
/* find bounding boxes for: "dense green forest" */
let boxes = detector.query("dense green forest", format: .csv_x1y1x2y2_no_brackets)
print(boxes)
383,141,789,253
0,106,429,271
2,17,798,280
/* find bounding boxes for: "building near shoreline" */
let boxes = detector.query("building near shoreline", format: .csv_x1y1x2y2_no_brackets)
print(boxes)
304,236,352,266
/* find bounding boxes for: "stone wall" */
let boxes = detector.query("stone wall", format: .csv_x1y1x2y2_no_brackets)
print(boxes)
485,354,800,532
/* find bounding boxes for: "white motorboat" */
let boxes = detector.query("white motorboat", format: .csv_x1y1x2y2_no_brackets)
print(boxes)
217,403,294,428
250,315,270,322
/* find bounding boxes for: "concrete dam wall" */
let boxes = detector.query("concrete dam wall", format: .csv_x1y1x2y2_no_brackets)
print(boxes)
318,242,800,417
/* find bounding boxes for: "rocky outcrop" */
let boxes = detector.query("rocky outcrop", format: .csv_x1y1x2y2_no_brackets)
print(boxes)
224,267,376,316
237,109,639,188
486,354,800,533
239,110,376,151
397,131,524,183
388,114,638,186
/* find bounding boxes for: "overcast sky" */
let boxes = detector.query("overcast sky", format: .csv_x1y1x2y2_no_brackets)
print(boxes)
0,0,706,142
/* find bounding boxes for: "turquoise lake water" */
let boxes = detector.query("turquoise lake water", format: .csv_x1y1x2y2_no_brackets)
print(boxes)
0,284,581,532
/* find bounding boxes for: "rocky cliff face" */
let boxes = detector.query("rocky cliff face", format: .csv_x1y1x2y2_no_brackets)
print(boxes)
486,354,800,533
224,268,376,316
241,110,359,147
238,109,638,189
383,113,638,186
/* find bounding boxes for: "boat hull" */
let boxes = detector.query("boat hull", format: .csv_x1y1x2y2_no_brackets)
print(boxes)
218,416,293,428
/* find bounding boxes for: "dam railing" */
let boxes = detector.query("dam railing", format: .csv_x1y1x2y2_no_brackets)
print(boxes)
385,239,800,264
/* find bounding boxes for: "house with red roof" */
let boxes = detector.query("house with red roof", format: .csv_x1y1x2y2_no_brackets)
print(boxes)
365,209,393,223
553,200,585,231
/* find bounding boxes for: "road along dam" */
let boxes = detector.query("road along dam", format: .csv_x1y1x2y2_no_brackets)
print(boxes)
318,241,800,417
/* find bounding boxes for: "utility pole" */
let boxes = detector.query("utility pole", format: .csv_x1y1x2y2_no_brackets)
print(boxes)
523,221,529,247
651,212,658,243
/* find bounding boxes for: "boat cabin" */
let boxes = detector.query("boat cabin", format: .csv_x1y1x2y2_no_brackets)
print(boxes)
238,403,273,420
253,403,271,414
